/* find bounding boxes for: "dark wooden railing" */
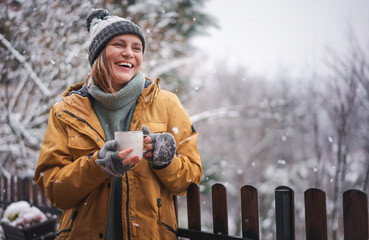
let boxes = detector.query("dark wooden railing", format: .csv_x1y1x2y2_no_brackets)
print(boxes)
1,176,368,240
176,183,368,240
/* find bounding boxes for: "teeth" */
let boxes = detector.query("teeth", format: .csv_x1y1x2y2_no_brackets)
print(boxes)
118,62,133,68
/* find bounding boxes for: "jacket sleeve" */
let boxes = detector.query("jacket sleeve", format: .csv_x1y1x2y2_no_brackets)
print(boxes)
152,93,202,195
34,106,108,210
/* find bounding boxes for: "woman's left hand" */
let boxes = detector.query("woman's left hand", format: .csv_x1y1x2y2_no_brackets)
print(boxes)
141,126,176,168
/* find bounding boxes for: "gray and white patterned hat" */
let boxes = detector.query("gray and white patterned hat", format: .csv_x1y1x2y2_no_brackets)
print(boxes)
86,9,146,66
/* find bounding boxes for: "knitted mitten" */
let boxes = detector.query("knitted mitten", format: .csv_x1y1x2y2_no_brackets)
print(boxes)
142,126,176,168
96,140,133,178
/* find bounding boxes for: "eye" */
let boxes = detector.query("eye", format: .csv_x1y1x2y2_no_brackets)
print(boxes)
110,41,125,48
132,43,143,52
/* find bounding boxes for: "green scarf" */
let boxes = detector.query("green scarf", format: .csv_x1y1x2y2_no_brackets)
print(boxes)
88,71,145,140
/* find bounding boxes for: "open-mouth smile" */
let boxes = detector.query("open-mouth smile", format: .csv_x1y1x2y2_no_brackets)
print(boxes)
117,61,134,68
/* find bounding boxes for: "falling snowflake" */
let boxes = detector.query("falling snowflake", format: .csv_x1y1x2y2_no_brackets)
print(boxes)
172,127,179,134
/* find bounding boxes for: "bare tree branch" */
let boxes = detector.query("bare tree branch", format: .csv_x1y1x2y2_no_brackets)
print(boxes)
190,105,243,123
0,33,51,97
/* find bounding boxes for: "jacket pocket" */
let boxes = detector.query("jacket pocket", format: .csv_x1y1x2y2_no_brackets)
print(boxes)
55,229,70,240
56,209,78,239
142,122,167,133
157,198,177,236
67,131,98,160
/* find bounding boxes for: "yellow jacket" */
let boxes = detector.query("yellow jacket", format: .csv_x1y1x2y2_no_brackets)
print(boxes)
34,78,202,239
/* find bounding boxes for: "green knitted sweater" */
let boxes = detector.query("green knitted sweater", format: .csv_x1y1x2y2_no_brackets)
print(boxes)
87,72,145,240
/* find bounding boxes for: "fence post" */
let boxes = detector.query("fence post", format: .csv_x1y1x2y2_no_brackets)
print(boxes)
343,190,368,240
304,188,327,240
241,185,259,240
4,176,9,204
32,182,39,205
275,186,295,240
0,175,6,206
10,176,16,202
212,183,228,235
0,175,4,201
187,183,201,231
17,177,23,201
24,177,31,203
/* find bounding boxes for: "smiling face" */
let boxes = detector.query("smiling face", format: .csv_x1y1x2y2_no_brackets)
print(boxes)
105,34,143,91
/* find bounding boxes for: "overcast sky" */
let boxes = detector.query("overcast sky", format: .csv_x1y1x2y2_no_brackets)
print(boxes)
193,0,369,79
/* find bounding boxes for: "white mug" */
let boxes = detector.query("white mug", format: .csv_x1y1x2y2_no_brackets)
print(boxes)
114,131,144,158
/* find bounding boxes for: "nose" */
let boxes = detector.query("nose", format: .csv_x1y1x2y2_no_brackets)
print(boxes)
122,47,133,58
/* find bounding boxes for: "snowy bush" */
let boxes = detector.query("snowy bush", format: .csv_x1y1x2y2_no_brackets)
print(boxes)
1,201,47,228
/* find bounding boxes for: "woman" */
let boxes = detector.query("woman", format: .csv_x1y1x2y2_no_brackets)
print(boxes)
34,9,202,240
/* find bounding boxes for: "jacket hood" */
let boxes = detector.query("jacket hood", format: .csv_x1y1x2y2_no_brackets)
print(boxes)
62,81,85,97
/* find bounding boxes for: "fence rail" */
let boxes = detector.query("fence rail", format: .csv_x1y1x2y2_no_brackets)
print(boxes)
0,175,368,240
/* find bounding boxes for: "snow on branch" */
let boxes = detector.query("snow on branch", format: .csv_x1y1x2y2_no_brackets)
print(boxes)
0,154,11,179
190,105,243,124
7,112,40,148
150,57,192,77
0,33,51,97
190,99,289,124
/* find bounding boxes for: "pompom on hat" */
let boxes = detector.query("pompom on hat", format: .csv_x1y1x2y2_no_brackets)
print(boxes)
86,9,146,66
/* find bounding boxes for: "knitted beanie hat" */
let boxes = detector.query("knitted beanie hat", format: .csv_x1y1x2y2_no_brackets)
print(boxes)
86,9,146,66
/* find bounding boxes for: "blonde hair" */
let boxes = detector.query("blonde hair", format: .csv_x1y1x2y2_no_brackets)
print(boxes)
85,48,116,93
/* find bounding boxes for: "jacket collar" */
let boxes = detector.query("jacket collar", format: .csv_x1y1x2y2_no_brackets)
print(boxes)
139,77,160,105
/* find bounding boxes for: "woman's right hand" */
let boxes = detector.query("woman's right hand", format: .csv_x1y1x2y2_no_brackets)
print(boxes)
96,140,141,178
119,148,142,165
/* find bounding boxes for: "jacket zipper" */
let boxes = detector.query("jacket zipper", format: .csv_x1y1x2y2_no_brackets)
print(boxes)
126,173,131,240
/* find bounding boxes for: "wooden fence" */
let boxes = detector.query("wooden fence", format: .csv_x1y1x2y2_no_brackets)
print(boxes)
0,176,368,240
176,184,368,240
0,175,61,216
